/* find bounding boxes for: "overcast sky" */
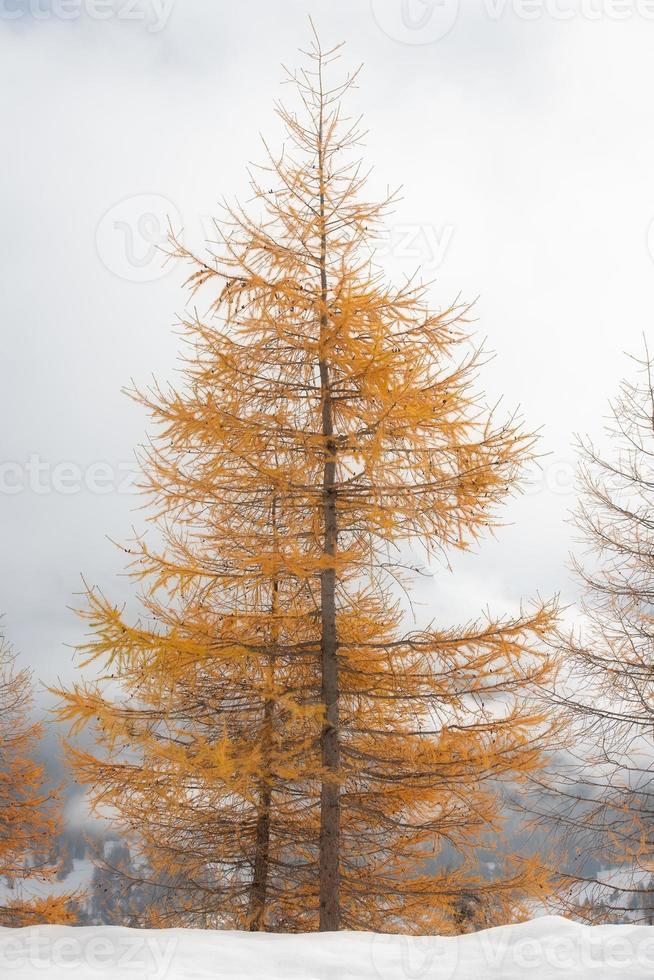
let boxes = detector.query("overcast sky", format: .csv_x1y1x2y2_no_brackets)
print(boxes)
2,0,654,708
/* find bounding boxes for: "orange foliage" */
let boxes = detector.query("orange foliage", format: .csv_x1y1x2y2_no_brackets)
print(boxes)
57,29,558,932
0,637,76,926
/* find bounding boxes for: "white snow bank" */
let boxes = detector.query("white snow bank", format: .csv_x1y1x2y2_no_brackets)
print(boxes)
1,915,654,979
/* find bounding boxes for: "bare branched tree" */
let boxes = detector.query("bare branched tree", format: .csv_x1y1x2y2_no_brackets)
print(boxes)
534,344,654,922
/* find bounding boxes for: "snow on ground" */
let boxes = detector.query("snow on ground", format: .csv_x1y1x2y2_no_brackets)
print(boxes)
1,916,654,980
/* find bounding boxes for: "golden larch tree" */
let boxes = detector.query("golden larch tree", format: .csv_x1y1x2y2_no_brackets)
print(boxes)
0,634,75,926
57,29,558,932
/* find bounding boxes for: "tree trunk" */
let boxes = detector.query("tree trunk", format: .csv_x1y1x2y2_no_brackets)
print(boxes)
248,699,273,931
248,516,280,931
317,85,341,930
319,427,340,930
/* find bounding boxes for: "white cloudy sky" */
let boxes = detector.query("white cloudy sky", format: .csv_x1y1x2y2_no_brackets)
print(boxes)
2,0,654,698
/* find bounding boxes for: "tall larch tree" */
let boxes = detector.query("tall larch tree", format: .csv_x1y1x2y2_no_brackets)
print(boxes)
0,633,75,926
57,28,558,933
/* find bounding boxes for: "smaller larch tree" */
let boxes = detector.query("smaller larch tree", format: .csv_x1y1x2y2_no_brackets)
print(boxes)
0,632,76,926
534,345,654,922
